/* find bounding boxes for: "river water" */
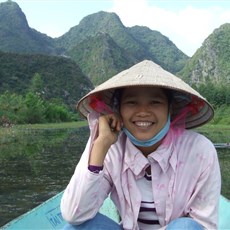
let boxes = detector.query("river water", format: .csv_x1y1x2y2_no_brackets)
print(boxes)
0,126,90,227
0,126,229,227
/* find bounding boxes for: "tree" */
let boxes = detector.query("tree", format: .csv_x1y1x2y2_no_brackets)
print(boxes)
23,92,46,124
0,91,25,124
29,73,44,97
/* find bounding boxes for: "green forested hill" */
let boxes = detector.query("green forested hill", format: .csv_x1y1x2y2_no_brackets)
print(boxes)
0,1,189,86
0,52,93,107
0,1,56,55
0,0,230,125
128,26,188,73
179,23,230,84
68,32,134,85
177,23,230,108
55,11,188,84
55,11,146,60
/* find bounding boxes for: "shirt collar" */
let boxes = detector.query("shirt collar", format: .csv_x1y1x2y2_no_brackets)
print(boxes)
123,127,178,175
148,127,177,173
123,137,149,178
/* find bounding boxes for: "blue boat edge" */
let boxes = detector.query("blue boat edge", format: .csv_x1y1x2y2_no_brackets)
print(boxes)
1,191,119,230
1,192,229,229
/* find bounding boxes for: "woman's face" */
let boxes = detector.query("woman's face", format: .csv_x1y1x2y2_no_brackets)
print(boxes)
120,87,169,141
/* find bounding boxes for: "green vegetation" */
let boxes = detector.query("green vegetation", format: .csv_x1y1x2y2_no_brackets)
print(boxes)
218,149,230,199
179,23,230,84
0,1,229,127
0,68,89,125
191,82,230,125
0,91,81,125
0,1,229,222
128,26,188,73
13,121,87,130
210,105,230,125
0,51,93,110
195,125,230,199
1,83,230,125
0,121,87,141
1,1,189,85
208,24,230,80
68,32,133,85
64,12,188,84
1,91,229,126
0,1,56,55
192,82,230,107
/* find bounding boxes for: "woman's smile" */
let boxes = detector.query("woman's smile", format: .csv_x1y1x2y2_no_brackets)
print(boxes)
134,121,154,128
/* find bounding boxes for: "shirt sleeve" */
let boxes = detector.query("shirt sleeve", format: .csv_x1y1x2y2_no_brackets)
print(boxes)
60,112,113,225
187,141,221,229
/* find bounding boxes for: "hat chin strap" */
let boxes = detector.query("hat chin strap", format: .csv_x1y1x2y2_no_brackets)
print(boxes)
123,115,171,147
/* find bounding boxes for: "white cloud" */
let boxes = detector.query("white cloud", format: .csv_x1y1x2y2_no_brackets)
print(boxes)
110,0,230,56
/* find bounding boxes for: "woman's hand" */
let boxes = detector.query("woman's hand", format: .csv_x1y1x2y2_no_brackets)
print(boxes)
89,113,122,166
97,113,122,146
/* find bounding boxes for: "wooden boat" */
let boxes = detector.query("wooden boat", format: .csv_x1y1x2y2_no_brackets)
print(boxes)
214,143,230,149
1,191,119,230
2,191,230,229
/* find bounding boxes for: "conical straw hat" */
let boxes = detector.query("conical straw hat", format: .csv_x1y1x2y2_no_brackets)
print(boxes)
77,60,214,129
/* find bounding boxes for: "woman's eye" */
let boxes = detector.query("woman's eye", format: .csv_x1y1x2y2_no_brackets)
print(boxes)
151,100,160,104
122,100,137,105
126,101,136,104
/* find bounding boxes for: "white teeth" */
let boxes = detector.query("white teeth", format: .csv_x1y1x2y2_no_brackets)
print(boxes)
135,121,152,127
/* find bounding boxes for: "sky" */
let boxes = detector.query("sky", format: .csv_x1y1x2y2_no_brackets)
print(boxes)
1,0,230,56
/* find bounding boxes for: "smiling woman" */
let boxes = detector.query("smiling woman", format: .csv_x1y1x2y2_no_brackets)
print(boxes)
120,87,170,155
120,88,169,137
61,60,221,230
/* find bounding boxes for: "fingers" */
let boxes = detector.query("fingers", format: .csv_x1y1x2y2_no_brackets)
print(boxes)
97,113,122,145
108,113,122,132
99,113,122,132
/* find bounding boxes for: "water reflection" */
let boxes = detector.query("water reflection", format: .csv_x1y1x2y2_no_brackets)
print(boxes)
0,126,89,227
1,126,230,227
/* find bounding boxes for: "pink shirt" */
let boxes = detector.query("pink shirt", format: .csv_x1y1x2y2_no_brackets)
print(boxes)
61,112,221,230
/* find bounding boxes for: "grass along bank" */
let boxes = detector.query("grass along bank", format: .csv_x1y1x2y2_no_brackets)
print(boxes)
13,120,88,130
0,120,87,136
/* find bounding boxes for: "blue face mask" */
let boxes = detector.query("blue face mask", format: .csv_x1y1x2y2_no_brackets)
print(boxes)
123,115,171,147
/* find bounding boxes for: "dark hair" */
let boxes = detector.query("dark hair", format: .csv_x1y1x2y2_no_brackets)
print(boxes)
163,88,174,105
111,88,123,112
